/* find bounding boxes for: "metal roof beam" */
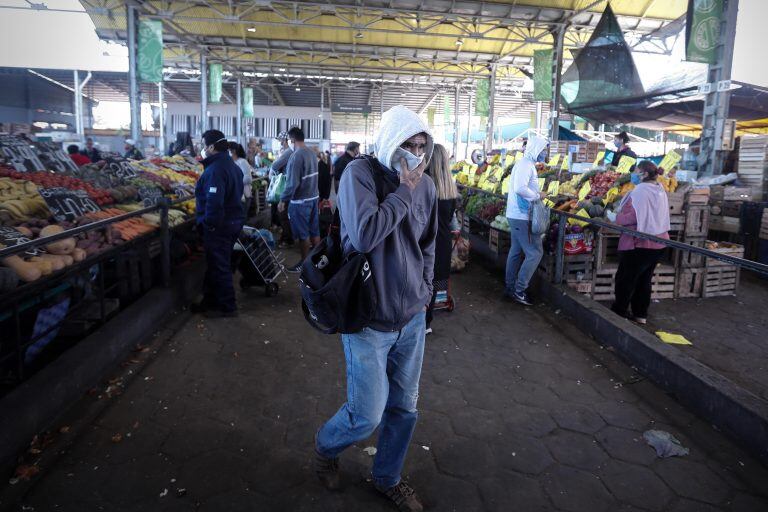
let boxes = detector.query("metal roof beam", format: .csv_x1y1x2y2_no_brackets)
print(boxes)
416,89,440,114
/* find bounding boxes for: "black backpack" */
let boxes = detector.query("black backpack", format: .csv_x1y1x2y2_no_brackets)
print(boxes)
299,156,397,334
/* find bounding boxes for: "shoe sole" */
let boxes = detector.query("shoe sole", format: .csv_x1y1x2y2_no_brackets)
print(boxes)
514,298,533,306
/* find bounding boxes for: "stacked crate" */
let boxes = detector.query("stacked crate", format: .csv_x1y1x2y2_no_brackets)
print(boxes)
738,135,768,197
548,141,604,164
489,227,511,255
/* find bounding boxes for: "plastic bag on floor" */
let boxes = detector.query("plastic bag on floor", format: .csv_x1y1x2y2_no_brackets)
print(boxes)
643,430,689,458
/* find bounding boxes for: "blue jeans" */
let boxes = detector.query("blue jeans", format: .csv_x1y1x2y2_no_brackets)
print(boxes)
316,311,426,490
505,218,543,295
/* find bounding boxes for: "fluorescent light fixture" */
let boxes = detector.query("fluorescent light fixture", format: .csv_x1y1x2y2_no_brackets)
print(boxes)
247,27,256,32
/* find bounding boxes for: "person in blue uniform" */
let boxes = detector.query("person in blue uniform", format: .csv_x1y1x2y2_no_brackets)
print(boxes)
190,130,245,318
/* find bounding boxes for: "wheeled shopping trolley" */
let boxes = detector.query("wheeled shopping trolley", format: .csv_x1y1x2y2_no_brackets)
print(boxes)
235,227,287,297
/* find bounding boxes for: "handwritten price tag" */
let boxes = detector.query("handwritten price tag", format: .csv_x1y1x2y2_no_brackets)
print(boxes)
549,154,561,167
593,151,606,167
658,151,682,173
546,181,560,196
616,156,637,174
578,182,591,200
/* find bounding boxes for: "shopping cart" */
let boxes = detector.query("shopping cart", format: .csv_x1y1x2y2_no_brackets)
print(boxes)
432,278,455,312
234,227,287,297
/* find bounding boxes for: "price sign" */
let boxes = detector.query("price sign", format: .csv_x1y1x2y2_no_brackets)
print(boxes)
578,182,591,200
616,156,637,174
593,151,606,167
543,198,555,208
501,175,511,194
546,181,560,196
568,208,591,227
0,134,45,172
38,187,100,221
103,157,138,185
138,186,164,207
549,154,561,167
537,178,546,190
658,151,682,173
0,226,43,256
36,141,80,174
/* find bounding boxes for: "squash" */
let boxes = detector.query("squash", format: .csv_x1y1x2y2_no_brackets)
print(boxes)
15,226,33,237
45,237,76,255
38,254,72,270
2,255,42,282
28,257,54,276
72,247,86,262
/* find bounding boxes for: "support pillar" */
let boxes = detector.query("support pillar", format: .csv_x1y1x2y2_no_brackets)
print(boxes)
126,5,141,145
200,53,208,136
236,78,243,145
485,65,497,152
465,90,473,160
698,0,740,176
73,70,82,138
453,84,460,161
548,26,566,141
158,82,165,155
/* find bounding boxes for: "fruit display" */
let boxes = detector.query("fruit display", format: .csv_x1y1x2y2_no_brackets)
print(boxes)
0,167,114,207
0,177,51,223
586,171,623,198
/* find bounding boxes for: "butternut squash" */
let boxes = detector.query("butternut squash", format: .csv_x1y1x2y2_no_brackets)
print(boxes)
71,247,86,262
28,257,53,276
2,255,42,282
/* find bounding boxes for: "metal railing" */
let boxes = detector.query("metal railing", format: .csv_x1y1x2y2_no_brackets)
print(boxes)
0,197,194,388
550,210,768,282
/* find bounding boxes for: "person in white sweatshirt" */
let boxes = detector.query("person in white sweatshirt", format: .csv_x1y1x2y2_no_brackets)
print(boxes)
504,135,548,306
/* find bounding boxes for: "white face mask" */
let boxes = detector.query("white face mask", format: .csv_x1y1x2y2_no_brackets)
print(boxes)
391,146,425,174
201,146,211,159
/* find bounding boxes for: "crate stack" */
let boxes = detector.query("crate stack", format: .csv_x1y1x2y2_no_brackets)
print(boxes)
738,135,768,197
673,187,711,297
488,227,511,256
548,141,604,164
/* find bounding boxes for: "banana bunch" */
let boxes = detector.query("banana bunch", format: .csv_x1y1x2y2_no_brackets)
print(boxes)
141,209,186,227
0,178,50,222
144,167,197,186
175,200,195,216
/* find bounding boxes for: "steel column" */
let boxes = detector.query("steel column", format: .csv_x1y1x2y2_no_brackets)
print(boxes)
548,26,566,141
158,82,165,154
319,83,325,146
126,5,141,145
485,65,497,152
236,78,243,145
73,70,82,138
453,84,460,161
465,91,473,160
200,53,208,136
698,0,740,176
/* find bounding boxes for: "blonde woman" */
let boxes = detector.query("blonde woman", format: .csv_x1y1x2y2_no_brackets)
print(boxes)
424,143,459,334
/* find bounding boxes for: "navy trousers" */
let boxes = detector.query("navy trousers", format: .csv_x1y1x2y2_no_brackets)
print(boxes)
202,222,242,312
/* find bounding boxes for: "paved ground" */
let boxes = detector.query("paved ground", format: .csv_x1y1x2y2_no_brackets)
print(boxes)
639,273,768,403
8,258,768,511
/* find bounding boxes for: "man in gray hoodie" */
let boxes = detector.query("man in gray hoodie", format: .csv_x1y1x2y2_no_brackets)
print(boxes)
314,106,436,512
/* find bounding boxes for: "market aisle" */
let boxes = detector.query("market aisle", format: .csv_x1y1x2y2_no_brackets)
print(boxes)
14,263,768,512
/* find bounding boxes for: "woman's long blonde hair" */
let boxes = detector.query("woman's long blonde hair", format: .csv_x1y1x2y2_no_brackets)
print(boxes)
429,144,459,200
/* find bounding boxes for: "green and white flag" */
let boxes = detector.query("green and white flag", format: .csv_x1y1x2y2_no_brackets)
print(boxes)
686,0,723,64
242,87,254,117
209,63,223,103
137,20,163,83
427,107,436,128
443,95,452,124
475,78,490,117
533,49,553,101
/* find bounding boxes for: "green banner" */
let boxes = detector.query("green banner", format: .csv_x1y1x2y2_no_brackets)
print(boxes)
137,20,163,83
208,63,223,103
427,107,436,127
533,49,553,101
242,87,254,117
475,78,490,117
686,0,723,64
443,95,452,124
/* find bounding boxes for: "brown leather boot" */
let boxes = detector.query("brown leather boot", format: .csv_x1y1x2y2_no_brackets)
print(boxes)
378,481,424,512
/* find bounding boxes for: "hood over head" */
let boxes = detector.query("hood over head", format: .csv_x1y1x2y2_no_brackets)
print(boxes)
375,105,434,173
524,135,548,161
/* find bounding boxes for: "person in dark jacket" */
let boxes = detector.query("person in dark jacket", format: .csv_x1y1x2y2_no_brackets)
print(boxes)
317,150,332,200
80,138,102,162
191,130,245,318
424,143,458,334
611,131,637,167
124,139,144,160
333,141,360,192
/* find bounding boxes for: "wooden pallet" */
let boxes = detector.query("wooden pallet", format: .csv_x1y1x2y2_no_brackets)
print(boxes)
489,227,511,255
651,264,676,299
676,237,706,268
677,268,704,298
588,263,676,302
684,205,709,237
591,266,617,302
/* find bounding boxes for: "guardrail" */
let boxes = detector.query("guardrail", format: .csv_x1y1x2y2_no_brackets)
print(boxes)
550,210,768,281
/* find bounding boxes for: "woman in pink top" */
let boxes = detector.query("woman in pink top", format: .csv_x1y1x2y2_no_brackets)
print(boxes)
611,161,670,324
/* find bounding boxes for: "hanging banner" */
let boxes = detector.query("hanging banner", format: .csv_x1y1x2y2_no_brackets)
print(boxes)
208,63,223,103
242,87,254,117
137,20,163,83
475,79,490,117
533,49,553,101
427,107,436,128
685,0,723,64
443,95,452,124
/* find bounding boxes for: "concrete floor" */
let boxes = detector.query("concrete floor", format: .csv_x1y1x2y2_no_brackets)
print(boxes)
10,262,768,512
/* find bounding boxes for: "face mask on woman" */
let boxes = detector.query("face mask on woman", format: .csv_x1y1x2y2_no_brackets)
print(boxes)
614,139,623,149
630,173,642,185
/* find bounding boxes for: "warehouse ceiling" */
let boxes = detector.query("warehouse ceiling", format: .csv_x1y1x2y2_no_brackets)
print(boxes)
81,0,687,86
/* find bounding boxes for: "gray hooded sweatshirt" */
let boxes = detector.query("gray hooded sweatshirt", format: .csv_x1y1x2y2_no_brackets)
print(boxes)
337,105,438,332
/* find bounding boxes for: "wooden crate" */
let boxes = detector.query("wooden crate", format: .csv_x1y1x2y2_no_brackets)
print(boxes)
591,266,617,302
704,241,744,268
687,188,711,206
677,268,704,298
721,201,742,218
761,209,768,240
489,227,511,255
676,237,706,268
668,191,685,215
595,231,620,270
537,253,594,284
685,205,710,237
669,214,685,239
702,267,740,297
651,264,676,300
